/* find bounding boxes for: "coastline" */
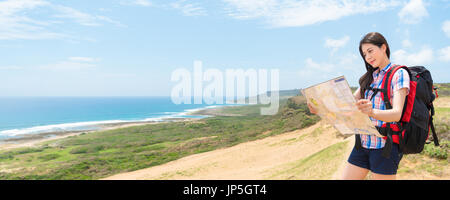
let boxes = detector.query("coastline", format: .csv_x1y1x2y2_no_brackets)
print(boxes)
189,105,244,117
0,104,221,151
0,103,243,151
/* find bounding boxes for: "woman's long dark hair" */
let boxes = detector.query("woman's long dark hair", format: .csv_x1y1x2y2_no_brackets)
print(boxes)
358,32,391,99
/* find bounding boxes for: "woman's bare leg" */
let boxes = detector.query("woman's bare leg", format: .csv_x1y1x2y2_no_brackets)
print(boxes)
341,162,369,180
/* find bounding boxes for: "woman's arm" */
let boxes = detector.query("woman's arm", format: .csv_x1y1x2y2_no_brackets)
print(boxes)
356,88,408,122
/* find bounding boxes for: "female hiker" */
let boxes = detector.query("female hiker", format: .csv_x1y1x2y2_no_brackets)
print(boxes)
308,32,409,180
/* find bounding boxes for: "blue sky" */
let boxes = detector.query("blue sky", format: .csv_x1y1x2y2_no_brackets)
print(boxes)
0,0,449,96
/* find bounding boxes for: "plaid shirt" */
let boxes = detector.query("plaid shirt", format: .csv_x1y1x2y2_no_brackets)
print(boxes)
359,63,410,149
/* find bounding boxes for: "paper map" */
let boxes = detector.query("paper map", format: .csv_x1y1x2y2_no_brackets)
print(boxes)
301,76,383,137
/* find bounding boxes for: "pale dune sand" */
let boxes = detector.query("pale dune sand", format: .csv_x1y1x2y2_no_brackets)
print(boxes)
434,96,450,108
102,121,353,180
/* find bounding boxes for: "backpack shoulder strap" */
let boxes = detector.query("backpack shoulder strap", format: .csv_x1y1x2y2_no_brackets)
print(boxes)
380,65,409,158
429,104,440,146
380,65,410,109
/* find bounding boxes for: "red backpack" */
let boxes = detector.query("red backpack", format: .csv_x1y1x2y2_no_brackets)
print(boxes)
355,65,440,158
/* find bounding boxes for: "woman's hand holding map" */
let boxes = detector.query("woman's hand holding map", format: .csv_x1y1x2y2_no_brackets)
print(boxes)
355,99,374,117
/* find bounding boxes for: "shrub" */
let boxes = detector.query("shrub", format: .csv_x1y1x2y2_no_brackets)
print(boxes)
70,147,88,154
70,145,105,154
16,147,45,155
38,154,61,161
422,140,449,159
0,153,14,160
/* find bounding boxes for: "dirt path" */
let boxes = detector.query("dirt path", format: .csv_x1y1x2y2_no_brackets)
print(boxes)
103,121,351,180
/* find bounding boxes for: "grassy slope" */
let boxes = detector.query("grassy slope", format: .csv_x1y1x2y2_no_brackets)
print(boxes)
435,83,450,97
267,140,350,180
0,95,319,180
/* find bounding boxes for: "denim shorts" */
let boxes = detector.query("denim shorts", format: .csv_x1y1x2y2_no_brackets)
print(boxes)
347,143,403,175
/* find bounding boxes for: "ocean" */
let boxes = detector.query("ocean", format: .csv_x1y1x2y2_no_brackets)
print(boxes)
0,97,225,140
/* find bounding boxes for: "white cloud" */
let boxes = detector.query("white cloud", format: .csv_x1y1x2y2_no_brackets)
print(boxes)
298,52,363,87
298,58,339,86
339,53,360,67
0,0,49,15
68,57,101,62
134,0,152,7
40,61,97,71
169,0,207,16
301,53,360,74
443,20,450,38
52,5,124,27
402,39,413,48
398,0,428,24
223,0,401,28
123,0,206,16
39,57,99,71
1,57,100,71
325,36,350,55
438,46,450,62
303,58,335,73
392,47,434,66
0,0,123,40
325,36,350,49
120,0,153,7
0,0,63,40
